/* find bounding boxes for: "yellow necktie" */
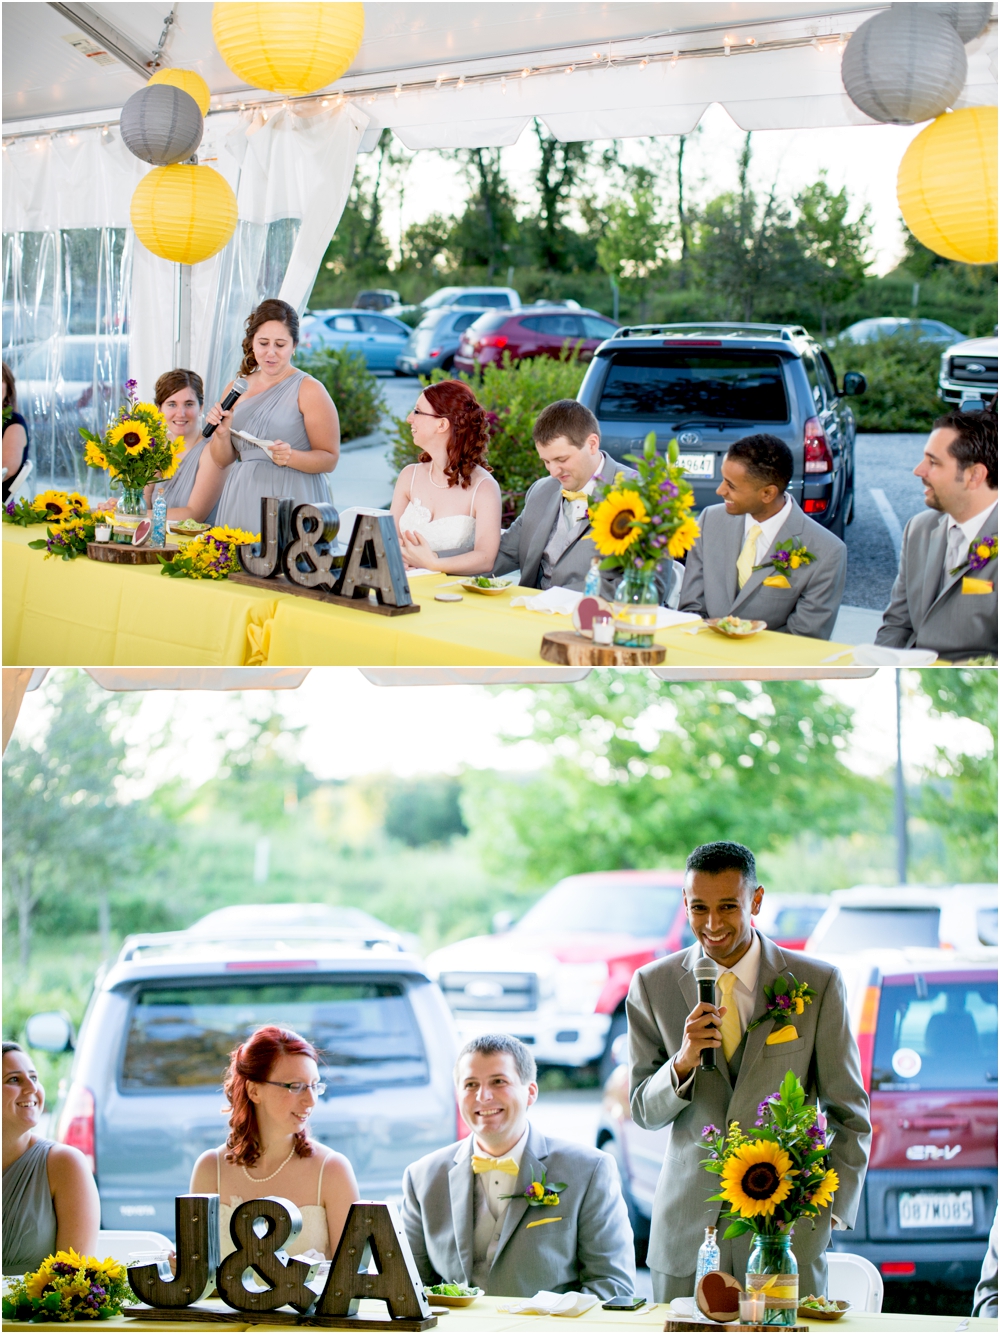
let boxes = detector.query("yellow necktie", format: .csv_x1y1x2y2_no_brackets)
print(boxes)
717,971,742,1063
562,489,588,502
471,1155,519,1175
736,523,763,590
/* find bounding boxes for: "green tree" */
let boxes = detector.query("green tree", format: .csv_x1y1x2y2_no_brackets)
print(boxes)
384,777,468,847
2,672,172,964
794,173,872,337
463,675,887,887
449,148,520,276
399,213,456,275
526,122,593,273
914,669,997,880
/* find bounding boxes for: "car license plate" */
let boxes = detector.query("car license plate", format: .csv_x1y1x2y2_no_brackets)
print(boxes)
898,1191,974,1228
676,453,714,478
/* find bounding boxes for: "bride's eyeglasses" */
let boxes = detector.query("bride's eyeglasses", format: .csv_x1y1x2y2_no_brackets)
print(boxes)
410,407,441,418
260,1079,327,1095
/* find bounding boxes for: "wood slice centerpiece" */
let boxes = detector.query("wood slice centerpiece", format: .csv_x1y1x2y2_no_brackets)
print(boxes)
540,631,665,666
663,1321,808,1332
87,542,178,564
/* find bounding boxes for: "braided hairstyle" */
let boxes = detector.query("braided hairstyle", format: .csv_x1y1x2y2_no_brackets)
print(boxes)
421,379,493,488
239,299,299,377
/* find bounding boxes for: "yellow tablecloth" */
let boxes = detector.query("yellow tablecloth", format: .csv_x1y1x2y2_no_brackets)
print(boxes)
3,527,855,667
3,1295,995,1333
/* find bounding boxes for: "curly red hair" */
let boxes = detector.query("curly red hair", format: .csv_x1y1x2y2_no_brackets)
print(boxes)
222,1025,318,1166
420,379,493,488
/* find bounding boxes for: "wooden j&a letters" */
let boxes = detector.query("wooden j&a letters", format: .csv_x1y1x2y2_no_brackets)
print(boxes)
334,514,412,608
238,497,294,578
126,1194,219,1307
314,1202,431,1322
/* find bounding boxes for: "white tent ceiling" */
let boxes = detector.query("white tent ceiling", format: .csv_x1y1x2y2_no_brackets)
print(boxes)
4,1,996,147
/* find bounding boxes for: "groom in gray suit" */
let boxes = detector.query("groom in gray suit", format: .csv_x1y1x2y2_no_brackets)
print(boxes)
402,1034,635,1300
627,841,871,1303
876,409,997,659
493,399,673,602
680,434,847,639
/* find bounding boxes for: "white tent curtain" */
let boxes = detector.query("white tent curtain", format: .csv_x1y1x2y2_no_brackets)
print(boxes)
3,101,368,488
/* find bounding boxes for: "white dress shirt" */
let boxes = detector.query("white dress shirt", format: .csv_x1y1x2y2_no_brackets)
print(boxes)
944,500,997,578
539,453,606,588
744,494,792,566
671,932,762,1096
471,1125,530,1288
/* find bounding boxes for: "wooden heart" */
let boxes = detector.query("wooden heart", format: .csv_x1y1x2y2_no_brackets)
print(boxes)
696,1270,743,1322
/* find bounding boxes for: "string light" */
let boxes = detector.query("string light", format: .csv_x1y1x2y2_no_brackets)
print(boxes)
521,67,530,78
746,36,756,45
639,56,648,68
456,75,465,88
394,82,402,98
321,99,328,106
670,49,679,66
435,73,443,88
500,76,507,93
564,64,574,74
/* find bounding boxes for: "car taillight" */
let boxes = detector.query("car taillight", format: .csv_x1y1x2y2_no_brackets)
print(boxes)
456,1097,471,1140
429,349,441,358
881,1262,915,1277
56,1082,95,1173
481,334,508,349
803,498,828,514
803,418,833,473
856,975,880,1092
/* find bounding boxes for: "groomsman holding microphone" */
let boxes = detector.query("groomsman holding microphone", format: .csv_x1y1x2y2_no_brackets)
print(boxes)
626,842,871,1301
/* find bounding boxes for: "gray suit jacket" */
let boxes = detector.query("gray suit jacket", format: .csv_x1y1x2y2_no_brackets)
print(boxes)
875,506,998,660
493,455,673,603
626,933,871,1280
401,1124,635,1300
679,499,847,640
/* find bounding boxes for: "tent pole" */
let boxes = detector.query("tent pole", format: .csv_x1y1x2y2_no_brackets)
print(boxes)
176,262,192,369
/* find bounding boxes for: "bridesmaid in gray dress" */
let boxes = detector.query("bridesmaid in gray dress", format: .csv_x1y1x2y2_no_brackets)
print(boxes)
2,1043,99,1273
207,298,340,534
144,369,229,523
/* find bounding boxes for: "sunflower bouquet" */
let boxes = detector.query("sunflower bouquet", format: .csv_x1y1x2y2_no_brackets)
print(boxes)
159,524,258,580
2,1249,131,1321
588,431,700,574
80,379,184,491
701,1069,838,1240
4,490,91,527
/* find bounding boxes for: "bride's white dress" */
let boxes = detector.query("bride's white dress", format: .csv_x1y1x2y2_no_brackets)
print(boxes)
398,464,486,556
216,1149,331,1260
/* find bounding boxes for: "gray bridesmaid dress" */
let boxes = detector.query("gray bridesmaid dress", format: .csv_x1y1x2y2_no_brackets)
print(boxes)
2,1138,57,1274
213,369,332,533
159,438,220,525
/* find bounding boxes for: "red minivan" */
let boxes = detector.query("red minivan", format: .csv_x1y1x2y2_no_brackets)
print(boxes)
598,950,997,1278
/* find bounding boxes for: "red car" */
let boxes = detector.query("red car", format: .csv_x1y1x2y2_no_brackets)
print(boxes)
454,306,619,372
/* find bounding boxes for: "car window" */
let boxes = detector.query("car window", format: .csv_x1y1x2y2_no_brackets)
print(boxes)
817,907,941,952
872,976,998,1090
518,881,682,936
358,315,402,335
978,906,998,946
451,312,482,334
519,315,582,337
801,352,825,410
814,352,837,401
598,352,789,422
467,311,510,334
460,292,511,307
326,315,358,333
767,906,827,939
120,980,429,1092
416,313,439,331
582,315,618,340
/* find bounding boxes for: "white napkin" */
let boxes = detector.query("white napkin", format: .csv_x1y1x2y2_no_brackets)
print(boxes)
851,645,939,666
655,609,701,628
496,1291,600,1318
510,587,583,616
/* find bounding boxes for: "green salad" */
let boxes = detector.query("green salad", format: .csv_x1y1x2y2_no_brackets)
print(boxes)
425,1284,481,1297
472,575,505,588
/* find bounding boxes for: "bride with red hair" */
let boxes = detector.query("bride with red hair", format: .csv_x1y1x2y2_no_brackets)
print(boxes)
390,379,502,574
190,1026,359,1260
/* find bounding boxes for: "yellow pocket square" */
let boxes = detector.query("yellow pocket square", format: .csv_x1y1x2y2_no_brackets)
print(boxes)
962,577,994,594
765,1024,800,1045
762,574,791,589
525,1217,563,1229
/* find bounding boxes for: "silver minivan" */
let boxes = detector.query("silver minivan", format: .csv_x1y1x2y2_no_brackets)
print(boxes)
27,915,459,1239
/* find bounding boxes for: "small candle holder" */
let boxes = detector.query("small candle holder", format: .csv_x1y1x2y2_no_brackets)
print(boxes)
95,523,112,543
739,1290,767,1324
592,613,614,646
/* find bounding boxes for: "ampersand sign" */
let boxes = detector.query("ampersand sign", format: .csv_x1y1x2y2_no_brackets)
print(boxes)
215,1196,318,1314
315,1201,431,1321
283,502,341,590
127,1195,219,1308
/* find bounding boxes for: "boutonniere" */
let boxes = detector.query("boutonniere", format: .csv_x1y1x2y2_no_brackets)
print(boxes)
746,973,817,1033
951,533,997,577
501,1168,567,1207
754,543,816,588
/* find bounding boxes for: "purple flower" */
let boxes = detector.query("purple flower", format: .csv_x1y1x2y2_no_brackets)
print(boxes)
758,1099,771,1119
5,499,14,515
702,1124,718,1138
815,1110,827,1132
754,1119,764,1127
777,993,792,1009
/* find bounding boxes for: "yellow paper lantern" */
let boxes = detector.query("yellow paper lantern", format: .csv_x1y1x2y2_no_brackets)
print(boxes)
130,165,238,265
148,68,212,116
212,1,364,96
897,106,998,264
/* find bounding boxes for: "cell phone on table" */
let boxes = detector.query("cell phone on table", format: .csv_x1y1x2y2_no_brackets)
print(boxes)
602,1296,646,1310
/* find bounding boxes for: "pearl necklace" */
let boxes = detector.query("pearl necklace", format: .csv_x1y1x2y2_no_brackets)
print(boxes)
241,1146,295,1183
427,463,449,489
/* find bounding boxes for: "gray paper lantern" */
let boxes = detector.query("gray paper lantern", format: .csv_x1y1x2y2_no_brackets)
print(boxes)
897,2,993,44
842,7,968,124
120,84,203,166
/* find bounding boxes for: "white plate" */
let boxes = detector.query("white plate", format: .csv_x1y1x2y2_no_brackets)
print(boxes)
676,452,715,478
899,1189,974,1228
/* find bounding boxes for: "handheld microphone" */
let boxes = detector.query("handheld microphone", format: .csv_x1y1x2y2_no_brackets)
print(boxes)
203,377,248,437
693,956,720,1071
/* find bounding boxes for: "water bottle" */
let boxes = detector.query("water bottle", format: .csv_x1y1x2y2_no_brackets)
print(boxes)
151,486,167,547
583,557,601,598
695,1226,720,1287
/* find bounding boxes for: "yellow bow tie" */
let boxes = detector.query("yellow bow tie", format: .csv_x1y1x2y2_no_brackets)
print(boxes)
562,489,588,503
471,1155,519,1175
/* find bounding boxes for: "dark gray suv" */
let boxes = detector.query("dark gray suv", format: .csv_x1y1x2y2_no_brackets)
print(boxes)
576,323,866,536
28,917,459,1240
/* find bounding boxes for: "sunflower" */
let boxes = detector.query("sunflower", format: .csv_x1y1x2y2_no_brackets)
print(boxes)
667,515,700,558
33,490,71,520
590,489,648,557
809,1167,839,1210
67,492,89,513
720,1139,793,1218
83,440,108,470
108,419,151,454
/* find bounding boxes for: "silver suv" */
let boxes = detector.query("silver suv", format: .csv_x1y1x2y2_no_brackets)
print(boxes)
26,909,458,1239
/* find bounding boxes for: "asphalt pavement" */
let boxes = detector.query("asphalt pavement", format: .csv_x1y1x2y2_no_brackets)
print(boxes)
332,382,926,639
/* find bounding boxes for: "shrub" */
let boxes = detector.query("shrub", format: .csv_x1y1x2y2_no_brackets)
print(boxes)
293,346,385,442
388,350,588,519
827,333,944,432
